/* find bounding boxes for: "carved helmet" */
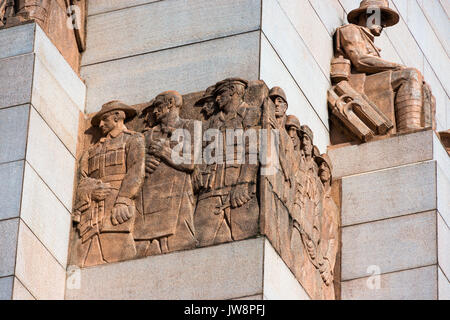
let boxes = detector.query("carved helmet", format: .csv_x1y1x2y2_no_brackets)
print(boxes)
269,87,287,104
91,100,137,126
299,124,314,142
348,0,399,27
285,115,301,131
315,153,333,181
212,78,248,96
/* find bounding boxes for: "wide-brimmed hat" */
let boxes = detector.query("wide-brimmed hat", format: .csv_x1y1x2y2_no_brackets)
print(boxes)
212,78,248,96
269,87,287,103
195,85,216,106
348,0,399,27
285,115,300,131
91,100,137,126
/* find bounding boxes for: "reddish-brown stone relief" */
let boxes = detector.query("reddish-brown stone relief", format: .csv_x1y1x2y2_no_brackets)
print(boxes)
328,0,436,145
70,78,340,300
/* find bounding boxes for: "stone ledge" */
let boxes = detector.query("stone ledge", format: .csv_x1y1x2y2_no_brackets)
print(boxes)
65,238,309,300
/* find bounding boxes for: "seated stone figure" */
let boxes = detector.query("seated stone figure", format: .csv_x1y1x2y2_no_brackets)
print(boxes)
329,0,435,144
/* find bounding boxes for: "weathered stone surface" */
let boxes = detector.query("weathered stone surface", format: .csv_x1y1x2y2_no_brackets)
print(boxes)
0,54,34,109
12,278,35,300
0,276,13,300
82,0,261,66
0,218,19,277
309,0,345,35
26,108,76,210
342,265,438,300
0,105,29,164
438,214,450,280
82,32,260,113
328,129,434,179
438,267,450,300
34,25,86,112
66,238,265,300
342,211,437,281
0,22,34,60
263,239,310,300
21,163,71,267
32,55,81,155
341,161,436,226
88,0,160,16
15,222,66,300
262,0,330,127
0,161,24,221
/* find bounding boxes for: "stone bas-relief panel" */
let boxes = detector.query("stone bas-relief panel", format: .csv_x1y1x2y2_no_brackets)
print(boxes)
0,0,86,72
69,78,340,300
328,0,437,145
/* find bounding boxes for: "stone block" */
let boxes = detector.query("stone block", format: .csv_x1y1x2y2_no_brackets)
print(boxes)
20,163,72,267
0,54,34,109
262,0,330,128
25,108,76,211
341,161,436,226
0,105,29,164
12,278,35,300
82,31,260,113
260,34,330,153
88,0,168,16
342,211,437,281
0,218,19,277
15,222,66,300
0,23,35,60
438,214,450,280
438,267,450,300
424,60,447,131
263,239,311,300
0,161,24,221
34,25,86,112
342,266,437,300
328,130,434,179
392,0,449,95
32,55,80,155
308,0,345,35
277,0,333,76
66,238,265,300
0,276,13,300
82,0,261,66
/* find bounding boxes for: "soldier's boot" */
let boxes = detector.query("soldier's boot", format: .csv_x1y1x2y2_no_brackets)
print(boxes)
395,84,423,132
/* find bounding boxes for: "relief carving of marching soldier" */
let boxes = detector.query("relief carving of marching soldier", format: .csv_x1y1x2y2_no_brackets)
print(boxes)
72,101,145,267
263,87,295,266
193,78,261,247
134,91,197,256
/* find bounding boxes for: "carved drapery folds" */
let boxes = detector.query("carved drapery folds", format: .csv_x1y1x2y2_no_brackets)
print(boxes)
70,78,340,300
328,0,436,145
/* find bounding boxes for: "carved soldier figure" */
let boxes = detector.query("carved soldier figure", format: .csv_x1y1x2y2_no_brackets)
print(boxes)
72,101,145,267
195,85,218,121
134,91,197,256
315,153,338,299
193,78,260,247
330,0,435,142
285,115,302,163
263,87,295,264
294,125,322,265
